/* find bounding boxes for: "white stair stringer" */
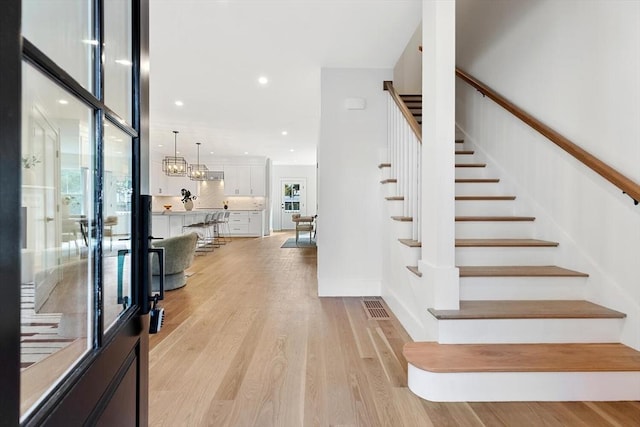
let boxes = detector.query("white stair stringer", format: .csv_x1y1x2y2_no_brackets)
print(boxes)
436,317,624,344
407,365,640,402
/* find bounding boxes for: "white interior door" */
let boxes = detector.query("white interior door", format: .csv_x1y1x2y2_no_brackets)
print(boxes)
280,178,306,230
22,109,61,292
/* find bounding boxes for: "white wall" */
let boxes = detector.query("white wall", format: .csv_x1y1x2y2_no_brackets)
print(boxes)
270,165,317,231
393,22,423,94
318,68,391,296
456,0,640,349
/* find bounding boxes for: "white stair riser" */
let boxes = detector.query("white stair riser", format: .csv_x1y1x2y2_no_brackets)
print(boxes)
397,244,420,266
455,154,476,162
459,276,586,300
455,200,517,216
437,318,624,344
455,183,503,195
455,167,488,180
407,366,640,402
390,220,412,239
382,182,398,197
455,247,557,265
455,221,535,239
385,200,404,217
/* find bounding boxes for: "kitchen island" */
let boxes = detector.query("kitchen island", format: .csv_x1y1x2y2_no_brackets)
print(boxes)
152,210,264,239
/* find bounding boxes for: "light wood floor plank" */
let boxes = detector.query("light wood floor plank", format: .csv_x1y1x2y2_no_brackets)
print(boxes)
149,232,640,426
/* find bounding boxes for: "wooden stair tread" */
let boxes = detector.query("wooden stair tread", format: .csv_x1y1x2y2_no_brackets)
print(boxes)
378,162,391,169
428,300,626,320
403,342,640,373
407,266,422,277
456,178,500,183
455,150,475,155
456,239,559,247
458,265,589,277
380,178,397,184
456,163,486,168
455,196,515,201
391,216,413,222
455,139,464,144
385,196,404,201
455,216,535,222
398,238,421,248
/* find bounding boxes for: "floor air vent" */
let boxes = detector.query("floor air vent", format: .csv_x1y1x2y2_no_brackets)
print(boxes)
362,298,391,319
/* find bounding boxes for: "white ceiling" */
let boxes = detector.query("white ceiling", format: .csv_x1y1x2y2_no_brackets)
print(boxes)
149,0,422,165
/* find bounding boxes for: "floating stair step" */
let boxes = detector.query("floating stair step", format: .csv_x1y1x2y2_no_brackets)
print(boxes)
456,239,558,247
407,266,422,277
455,216,535,222
459,265,588,277
456,163,486,168
428,300,626,320
404,342,640,373
399,238,421,247
455,139,464,144
404,342,640,401
456,178,499,183
455,195,515,201
378,162,391,169
391,216,413,222
385,196,404,201
380,178,397,184
455,150,474,155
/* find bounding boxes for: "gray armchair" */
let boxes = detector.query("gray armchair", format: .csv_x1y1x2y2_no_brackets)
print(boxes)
151,232,198,291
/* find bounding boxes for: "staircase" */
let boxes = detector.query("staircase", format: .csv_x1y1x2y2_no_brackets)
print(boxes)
381,90,640,401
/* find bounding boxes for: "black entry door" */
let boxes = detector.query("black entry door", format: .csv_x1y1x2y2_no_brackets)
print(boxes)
0,1,151,425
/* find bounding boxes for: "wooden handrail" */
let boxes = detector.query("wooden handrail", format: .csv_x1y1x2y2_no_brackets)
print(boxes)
455,68,640,205
383,81,422,143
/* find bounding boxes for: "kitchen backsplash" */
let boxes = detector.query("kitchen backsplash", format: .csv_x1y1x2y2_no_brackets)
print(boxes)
152,180,265,212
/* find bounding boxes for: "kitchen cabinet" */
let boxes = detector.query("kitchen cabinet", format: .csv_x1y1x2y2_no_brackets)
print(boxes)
226,210,264,237
223,165,265,196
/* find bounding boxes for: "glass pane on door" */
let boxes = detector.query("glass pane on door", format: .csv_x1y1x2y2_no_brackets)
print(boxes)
103,123,133,331
22,0,94,93
20,63,94,417
104,0,133,123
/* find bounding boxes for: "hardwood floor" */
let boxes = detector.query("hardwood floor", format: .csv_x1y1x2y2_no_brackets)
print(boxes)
149,232,640,426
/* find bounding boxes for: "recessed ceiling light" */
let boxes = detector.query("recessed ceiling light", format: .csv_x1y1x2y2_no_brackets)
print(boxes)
177,151,180,154
244,151,249,155
115,59,132,66
104,123,109,127
210,151,214,154
290,149,295,152
82,39,99,46
115,138,123,142
281,131,288,136
174,100,184,107
258,76,268,85
58,99,68,105
158,144,163,147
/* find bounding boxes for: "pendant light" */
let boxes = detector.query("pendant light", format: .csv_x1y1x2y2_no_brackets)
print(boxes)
162,130,188,177
188,142,208,181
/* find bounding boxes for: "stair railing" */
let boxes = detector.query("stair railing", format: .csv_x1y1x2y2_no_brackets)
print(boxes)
383,81,422,241
456,68,640,205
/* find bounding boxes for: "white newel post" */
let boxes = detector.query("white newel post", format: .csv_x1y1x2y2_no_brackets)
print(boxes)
419,0,460,310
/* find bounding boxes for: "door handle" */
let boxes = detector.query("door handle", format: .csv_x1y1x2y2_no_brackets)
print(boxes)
149,247,165,301
45,216,55,222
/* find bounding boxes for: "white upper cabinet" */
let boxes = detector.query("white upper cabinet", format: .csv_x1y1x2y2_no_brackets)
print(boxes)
223,165,265,196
